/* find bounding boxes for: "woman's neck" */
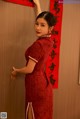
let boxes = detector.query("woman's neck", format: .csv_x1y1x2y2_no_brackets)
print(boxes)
39,34,51,38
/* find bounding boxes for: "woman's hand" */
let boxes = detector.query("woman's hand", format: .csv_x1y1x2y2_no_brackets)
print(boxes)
11,67,17,79
33,0,40,6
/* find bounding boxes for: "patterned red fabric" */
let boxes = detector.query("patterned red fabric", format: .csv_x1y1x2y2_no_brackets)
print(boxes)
27,41,44,62
25,37,53,119
4,0,34,7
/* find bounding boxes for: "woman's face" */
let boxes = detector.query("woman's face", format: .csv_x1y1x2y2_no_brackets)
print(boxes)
34,18,51,37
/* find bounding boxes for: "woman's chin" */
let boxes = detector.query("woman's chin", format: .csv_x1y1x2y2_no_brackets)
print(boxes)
36,34,42,37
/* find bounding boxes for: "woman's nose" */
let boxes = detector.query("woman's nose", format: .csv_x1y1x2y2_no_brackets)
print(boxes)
36,25,40,30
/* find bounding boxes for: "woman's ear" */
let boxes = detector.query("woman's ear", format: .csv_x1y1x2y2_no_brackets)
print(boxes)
49,26,54,34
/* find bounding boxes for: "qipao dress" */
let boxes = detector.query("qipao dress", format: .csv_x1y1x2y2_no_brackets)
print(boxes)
25,36,53,119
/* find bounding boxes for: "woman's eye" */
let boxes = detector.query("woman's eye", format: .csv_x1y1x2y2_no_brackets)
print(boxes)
35,22,39,25
41,24,45,27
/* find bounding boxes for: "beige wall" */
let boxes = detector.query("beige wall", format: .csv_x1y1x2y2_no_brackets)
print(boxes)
54,4,80,119
0,1,80,119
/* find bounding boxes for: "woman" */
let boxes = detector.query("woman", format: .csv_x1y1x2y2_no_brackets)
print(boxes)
11,0,56,119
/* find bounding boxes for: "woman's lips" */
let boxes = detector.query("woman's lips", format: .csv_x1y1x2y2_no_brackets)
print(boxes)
36,31,41,34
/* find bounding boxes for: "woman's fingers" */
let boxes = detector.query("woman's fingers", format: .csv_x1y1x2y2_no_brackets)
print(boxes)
11,66,17,76
33,0,40,5
11,66,17,79
12,66,16,71
11,75,16,80
11,70,16,76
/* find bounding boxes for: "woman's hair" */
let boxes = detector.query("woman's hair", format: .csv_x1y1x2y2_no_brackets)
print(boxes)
36,11,57,27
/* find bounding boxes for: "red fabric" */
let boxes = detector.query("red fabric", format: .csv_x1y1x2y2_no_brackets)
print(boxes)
25,37,53,119
26,41,44,61
4,0,34,7
46,0,63,88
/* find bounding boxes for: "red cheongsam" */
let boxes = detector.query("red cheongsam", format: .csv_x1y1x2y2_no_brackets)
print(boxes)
25,36,53,119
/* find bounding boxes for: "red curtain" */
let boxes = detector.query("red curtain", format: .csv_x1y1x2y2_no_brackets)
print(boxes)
4,0,34,7
46,0,63,88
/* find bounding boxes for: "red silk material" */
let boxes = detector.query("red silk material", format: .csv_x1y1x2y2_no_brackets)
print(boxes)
46,0,63,88
4,0,34,7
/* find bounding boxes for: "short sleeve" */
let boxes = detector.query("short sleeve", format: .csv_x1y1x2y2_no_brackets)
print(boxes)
28,41,43,63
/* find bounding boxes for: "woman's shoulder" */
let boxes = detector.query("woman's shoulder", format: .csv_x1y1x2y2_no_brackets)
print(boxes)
37,37,53,47
29,39,43,50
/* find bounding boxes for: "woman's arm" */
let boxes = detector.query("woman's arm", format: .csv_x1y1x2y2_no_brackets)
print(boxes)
11,58,36,78
33,0,42,16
